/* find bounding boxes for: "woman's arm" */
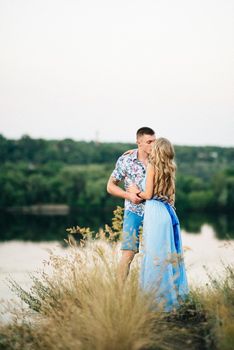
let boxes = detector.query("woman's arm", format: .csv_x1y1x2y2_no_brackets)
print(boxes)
137,163,155,200
127,163,155,200
123,149,137,156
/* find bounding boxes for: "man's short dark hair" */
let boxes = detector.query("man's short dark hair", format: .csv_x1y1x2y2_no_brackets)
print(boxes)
136,127,155,138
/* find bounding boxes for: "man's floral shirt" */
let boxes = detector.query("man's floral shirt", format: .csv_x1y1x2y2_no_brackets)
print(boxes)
111,149,146,216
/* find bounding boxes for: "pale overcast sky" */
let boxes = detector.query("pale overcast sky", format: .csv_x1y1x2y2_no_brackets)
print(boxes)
0,0,233,146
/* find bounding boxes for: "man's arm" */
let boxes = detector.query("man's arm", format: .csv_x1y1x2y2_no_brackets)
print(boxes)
107,176,143,204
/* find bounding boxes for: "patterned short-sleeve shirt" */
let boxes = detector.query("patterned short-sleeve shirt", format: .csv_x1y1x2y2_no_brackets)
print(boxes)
111,149,146,216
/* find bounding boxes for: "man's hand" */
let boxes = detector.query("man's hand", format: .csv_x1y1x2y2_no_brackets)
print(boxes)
127,192,143,204
126,183,140,194
107,176,142,204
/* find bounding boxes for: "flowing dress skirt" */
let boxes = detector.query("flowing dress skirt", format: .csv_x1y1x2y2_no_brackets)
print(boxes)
140,199,189,311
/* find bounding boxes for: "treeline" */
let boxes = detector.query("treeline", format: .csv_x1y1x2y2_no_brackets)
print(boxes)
0,134,234,212
0,134,133,164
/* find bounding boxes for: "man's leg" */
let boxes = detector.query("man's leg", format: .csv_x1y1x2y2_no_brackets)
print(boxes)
118,250,135,285
118,210,143,285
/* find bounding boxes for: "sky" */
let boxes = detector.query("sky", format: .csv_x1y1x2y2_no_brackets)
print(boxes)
0,0,233,146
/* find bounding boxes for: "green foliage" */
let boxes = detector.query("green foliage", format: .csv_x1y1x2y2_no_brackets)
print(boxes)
0,134,233,212
187,191,215,211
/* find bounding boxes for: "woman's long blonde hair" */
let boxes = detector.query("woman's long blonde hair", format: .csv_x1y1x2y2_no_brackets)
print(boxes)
149,137,176,205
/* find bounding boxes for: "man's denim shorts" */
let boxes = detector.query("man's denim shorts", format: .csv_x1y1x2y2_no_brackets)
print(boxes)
121,210,144,252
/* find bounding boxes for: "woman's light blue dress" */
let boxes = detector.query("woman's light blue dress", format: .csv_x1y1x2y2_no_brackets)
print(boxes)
140,179,189,312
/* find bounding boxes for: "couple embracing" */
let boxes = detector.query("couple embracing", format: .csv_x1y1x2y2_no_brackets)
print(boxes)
107,127,189,312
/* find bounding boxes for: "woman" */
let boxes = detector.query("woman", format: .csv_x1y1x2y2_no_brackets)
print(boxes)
127,137,189,312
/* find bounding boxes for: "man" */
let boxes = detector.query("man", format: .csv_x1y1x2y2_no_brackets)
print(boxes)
107,127,156,283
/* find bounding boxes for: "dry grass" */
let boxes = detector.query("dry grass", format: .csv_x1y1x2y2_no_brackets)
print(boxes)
189,264,234,350
0,206,233,350
0,241,173,350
